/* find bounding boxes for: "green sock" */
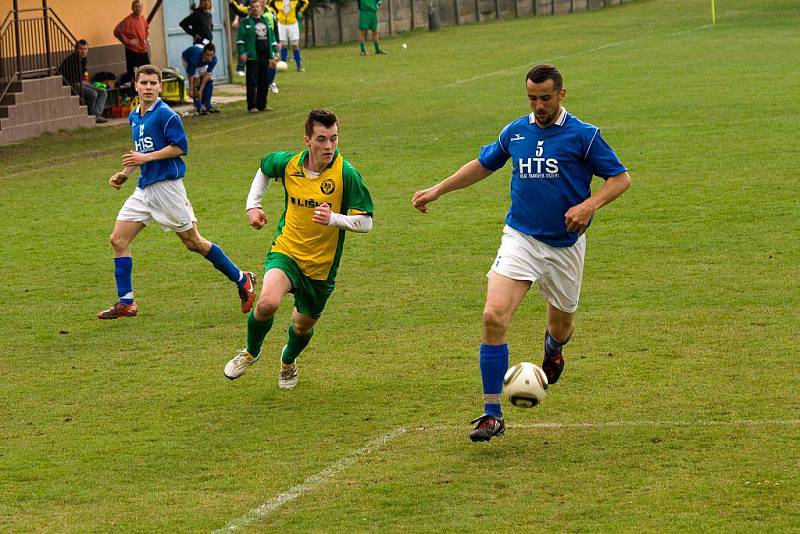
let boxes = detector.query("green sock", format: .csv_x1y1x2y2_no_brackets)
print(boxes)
373,42,381,52
281,325,313,365
246,310,273,357
360,42,366,53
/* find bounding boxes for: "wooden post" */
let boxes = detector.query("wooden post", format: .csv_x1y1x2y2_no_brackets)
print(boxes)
453,0,459,25
388,0,393,35
410,0,415,29
514,0,519,18
550,0,555,15
494,0,499,19
474,0,480,22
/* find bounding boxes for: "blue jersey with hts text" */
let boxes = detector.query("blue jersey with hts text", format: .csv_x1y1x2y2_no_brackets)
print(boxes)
128,98,189,189
478,109,627,247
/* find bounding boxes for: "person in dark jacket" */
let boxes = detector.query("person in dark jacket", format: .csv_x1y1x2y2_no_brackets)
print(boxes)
180,0,214,44
58,39,108,123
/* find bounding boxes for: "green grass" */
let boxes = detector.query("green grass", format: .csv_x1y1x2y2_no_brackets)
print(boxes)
1,0,799,530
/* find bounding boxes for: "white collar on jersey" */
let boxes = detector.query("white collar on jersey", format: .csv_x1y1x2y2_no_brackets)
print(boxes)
135,97,162,115
529,107,567,127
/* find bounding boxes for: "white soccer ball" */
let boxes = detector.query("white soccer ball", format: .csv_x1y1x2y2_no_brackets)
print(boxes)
402,43,408,49
503,362,548,408
275,60,288,72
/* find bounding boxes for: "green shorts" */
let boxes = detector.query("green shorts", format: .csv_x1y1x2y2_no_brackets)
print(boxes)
264,251,334,319
359,10,378,31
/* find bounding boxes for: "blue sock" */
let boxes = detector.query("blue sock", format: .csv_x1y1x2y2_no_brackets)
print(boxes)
293,49,302,68
545,331,568,357
114,256,134,304
479,343,509,418
280,47,288,62
193,99,202,111
204,244,244,286
201,79,213,109
267,68,276,85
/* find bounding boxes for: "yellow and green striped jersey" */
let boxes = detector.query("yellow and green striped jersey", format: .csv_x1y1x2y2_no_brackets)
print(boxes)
260,149,374,281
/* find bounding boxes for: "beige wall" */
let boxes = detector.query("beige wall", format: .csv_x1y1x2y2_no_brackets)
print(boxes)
0,0,149,48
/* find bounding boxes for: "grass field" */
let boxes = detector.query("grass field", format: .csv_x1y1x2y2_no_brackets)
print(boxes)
1,0,799,530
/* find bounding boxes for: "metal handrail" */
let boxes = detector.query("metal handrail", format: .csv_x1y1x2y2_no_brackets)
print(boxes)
0,3,78,105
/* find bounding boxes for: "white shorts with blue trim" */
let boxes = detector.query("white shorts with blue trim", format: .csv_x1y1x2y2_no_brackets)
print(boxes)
116,178,196,233
488,225,586,313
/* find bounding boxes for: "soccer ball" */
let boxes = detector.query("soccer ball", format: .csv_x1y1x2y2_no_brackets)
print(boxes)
503,362,548,408
275,60,288,72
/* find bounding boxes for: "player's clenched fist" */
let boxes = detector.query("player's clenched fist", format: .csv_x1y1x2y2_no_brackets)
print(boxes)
247,208,268,229
411,187,440,213
312,203,332,225
108,172,128,190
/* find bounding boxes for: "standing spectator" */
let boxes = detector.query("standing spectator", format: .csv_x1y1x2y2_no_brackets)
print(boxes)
269,0,308,72
237,0,278,113
180,0,214,44
114,0,150,94
59,39,108,123
357,0,386,55
182,42,219,115
229,0,250,75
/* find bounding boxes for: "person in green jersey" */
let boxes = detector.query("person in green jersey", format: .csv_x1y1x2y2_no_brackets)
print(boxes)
357,0,386,55
224,109,374,389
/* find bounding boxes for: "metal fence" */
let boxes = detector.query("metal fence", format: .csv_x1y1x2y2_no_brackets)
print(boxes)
0,1,77,103
302,0,629,47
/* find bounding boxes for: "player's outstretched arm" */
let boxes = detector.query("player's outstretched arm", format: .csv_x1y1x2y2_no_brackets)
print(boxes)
412,159,493,213
311,203,372,233
565,171,631,233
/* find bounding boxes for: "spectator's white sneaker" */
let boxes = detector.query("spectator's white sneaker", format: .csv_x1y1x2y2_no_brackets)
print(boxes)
225,349,258,380
269,82,279,94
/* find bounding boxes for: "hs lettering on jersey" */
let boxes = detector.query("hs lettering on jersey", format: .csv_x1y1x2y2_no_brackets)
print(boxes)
134,124,154,153
518,140,559,179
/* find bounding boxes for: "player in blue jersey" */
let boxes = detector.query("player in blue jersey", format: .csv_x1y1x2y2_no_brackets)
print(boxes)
181,42,219,115
97,64,256,319
412,64,631,442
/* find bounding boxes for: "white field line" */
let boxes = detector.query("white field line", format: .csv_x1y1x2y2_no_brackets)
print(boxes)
447,24,713,87
214,418,798,531
3,23,714,180
213,426,409,533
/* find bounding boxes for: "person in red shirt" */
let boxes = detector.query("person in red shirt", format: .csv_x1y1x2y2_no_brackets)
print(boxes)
114,0,150,88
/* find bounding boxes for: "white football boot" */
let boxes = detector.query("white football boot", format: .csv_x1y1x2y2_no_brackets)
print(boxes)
225,349,258,380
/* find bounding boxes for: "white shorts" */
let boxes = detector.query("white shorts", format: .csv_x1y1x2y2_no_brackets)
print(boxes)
117,179,197,233
278,22,300,45
488,225,586,313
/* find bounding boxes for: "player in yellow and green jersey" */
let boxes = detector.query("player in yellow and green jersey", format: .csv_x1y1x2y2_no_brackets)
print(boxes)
224,109,374,388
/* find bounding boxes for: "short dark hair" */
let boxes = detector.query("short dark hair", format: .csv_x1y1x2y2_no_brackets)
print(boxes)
135,64,162,82
203,42,216,53
305,109,338,136
76,39,88,48
526,64,563,91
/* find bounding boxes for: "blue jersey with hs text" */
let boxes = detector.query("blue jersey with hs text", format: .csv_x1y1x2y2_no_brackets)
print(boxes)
128,98,189,189
478,109,627,247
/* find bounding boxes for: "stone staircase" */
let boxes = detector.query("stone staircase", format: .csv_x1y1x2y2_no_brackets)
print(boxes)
0,76,96,145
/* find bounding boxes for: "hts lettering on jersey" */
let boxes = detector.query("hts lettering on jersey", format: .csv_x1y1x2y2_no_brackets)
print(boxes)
518,140,559,179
